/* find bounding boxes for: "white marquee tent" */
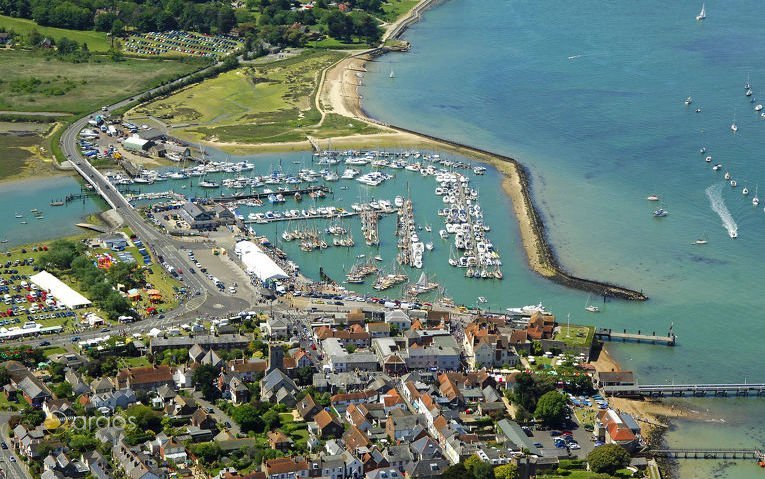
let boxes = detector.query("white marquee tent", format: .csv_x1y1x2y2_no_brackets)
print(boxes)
234,241,288,283
30,270,92,309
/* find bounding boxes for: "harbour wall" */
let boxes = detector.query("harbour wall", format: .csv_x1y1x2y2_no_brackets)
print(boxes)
372,122,649,302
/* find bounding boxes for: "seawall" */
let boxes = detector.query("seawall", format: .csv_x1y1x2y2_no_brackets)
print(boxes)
376,123,649,301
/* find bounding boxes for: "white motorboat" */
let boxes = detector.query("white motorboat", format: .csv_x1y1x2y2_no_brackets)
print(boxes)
439,230,449,239
693,238,708,245
746,88,753,97
724,171,731,180
705,156,712,163
696,3,706,20
756,104,763,112
425,242,434,251
653,208,668,217
585,294,600,313
731,122,738,133
729,230,738,239
753,186,760,206
685,96,693,105
742,187,749,196
730,180,737,187
646,194,660,201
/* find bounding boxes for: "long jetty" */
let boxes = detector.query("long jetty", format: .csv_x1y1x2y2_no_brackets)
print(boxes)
594,328,676,346
651,448,764,461
207,186,330,204
604,383,765,398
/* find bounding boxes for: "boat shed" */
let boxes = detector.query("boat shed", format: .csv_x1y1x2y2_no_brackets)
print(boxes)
30,271,92,309
234,240,288,284
123,136,152,152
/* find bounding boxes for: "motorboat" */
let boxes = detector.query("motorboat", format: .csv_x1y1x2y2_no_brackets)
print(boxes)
756,104,763,112
693,238,708,245
730,180,737,187
705,156,712,163
724,171,731,180
685,96,693,105
729,230,738,239
653,208,668,217
742,187,749,196
646,194,660,201
731,122,738,133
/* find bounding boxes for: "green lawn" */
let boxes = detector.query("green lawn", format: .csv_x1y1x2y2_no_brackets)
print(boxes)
379,0,421,23
130,50,381,146
0,50,205,115
553,325,595,348
121,356,151,367
0,15,111,51
42,346,67,357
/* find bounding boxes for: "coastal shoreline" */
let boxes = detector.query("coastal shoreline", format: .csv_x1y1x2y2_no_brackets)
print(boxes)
313,2,648,301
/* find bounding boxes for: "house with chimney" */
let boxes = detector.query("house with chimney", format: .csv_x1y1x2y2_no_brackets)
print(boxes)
296,394,321,421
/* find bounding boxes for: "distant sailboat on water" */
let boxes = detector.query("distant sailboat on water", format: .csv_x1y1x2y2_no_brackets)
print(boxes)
389,68,395,79
696,3,706,21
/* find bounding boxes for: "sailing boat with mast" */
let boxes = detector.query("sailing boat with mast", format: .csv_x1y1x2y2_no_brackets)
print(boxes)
407,272,439,296
696,3,706,21
584,295,600,313
753,185,760,206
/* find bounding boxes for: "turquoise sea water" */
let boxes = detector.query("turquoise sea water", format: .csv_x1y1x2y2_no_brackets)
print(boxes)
0,175,103,247
359,0,765,477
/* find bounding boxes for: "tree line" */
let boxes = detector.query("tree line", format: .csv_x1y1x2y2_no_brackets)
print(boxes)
0,0,385,51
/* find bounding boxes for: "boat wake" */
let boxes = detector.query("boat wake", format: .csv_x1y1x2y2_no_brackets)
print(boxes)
705,183,738,238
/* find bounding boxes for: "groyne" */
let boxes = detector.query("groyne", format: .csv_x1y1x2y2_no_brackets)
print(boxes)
377,123,648,301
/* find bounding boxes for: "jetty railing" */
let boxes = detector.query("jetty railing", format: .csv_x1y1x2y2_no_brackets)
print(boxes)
604,383,765,398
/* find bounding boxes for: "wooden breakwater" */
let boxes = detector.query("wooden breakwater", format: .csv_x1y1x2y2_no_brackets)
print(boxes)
379,123,648,301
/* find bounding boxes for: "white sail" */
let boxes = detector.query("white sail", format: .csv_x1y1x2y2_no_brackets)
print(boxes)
696,3,706,20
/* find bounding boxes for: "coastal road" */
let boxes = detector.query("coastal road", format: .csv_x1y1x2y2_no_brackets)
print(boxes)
50,60,263,345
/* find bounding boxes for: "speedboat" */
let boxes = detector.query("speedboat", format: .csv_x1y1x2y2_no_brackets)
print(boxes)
731,122,738,133
730,180,737,187
705,156,712,163
685,96,693,105
646,194,660,201
756,104,763,112
742,187,749,195
585,305,600,313
653,208,668,217
729,230,738,239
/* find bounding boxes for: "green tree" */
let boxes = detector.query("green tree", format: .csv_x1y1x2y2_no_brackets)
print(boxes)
190,442,222,465
587,444,631,475
262,409,281,431
0,367,9,387
442,463,467,479
464,455,495,479
534,390,567,426
231,404,265,433
493,464,518,479
192,364,219,401
126,405,162,432
69,434,98,454
107,262,146,290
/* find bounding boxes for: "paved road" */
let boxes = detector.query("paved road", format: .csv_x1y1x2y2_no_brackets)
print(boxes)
191,392,241,437
0,416,31,479
16,59,264,348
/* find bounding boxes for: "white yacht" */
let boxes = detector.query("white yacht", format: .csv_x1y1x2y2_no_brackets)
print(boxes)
696,3,706,20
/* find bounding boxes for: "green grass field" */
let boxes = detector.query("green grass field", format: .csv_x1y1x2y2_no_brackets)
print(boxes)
0,50,205,115
379,0,421,23
0,15,111,51
132,50,383,145
553,325,595,348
